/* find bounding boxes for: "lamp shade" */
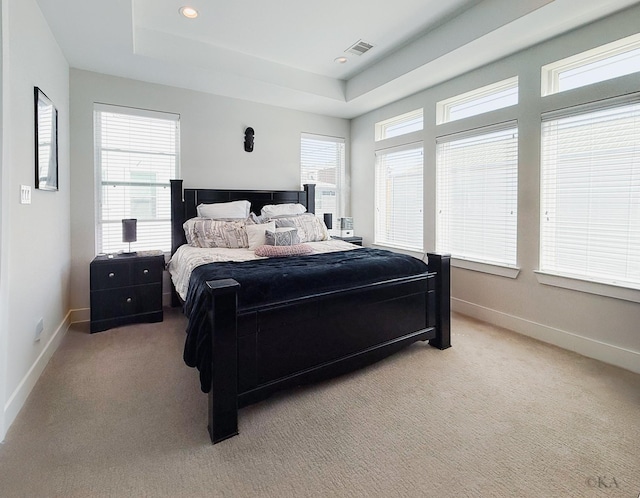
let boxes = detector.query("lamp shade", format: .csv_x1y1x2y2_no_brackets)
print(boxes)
122,219,137,243
323,213,332,230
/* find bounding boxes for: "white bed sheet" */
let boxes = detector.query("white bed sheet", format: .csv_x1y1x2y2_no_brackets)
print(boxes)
168,239,360,301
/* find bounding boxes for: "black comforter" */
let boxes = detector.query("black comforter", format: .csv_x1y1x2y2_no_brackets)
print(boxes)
183,247,429,392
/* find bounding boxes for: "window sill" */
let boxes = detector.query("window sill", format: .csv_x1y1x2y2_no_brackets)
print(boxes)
451,258,520,279
371,243,423,259
534,271,640,304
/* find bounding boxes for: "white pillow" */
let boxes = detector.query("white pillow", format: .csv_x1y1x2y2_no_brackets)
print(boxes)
246,221,276,250
197,200,250,219
261,203,307,218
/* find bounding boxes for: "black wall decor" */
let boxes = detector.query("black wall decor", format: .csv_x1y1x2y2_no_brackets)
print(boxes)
244,127,254,152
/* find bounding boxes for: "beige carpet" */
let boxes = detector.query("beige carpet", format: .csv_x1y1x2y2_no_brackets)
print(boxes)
0,309,638,497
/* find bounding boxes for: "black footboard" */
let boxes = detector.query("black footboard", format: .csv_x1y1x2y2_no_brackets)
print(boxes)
205,253,450,443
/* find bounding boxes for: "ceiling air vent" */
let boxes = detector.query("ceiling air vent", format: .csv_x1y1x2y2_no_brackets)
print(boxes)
345,40,374,56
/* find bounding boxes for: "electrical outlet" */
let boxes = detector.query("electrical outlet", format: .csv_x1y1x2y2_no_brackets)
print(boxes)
34,318,44,342
20,185,32,204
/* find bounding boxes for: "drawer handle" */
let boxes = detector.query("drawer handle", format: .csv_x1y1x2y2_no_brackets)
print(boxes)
143,269,149,274
126,297,132,303
108,272,115,278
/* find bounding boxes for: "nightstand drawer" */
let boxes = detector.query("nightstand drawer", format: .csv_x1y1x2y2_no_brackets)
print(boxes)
132,259,163,285
90,261,131,290
91,284,162,321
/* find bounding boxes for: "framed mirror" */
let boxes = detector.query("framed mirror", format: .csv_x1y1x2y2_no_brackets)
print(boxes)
34,87,58,191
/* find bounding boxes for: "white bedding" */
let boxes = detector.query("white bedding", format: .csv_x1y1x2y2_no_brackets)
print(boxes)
168,239,360,301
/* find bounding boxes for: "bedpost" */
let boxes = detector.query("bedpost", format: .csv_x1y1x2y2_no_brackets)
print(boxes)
170,179,185,256
303,184,316,214
170,180,185,307
206,279,241,444
427,253,451,350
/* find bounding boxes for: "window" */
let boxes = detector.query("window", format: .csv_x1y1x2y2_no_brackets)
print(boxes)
541,33,640,96
540,95,640,289
436,123,518,266
375,109,423,141
300,133,345,222
374,144,423,251
436,77,518,125
94,105,180,254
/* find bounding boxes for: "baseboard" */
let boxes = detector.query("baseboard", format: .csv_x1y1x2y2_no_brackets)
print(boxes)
452,298,640,375
69,307,89,324
3,311,72,438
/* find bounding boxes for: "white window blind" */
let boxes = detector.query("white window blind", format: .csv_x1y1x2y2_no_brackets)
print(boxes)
436,123,518,266
540,96,640,288
94,105,180,254
375,144,424,251
301,133,345,222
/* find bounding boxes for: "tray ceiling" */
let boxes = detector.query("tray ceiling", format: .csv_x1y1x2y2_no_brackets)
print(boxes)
35,0,640,118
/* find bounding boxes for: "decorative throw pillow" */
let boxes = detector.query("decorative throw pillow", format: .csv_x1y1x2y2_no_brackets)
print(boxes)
245,221,276,250
274,214,328,243
183,218,249,248
254,244,313,257
265,227,300,246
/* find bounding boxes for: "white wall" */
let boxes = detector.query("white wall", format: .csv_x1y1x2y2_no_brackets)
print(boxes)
351,5,640,373
69,70,350,311
0,0,70,439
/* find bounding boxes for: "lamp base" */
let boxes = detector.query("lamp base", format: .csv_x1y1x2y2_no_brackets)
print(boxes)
120,241,136,256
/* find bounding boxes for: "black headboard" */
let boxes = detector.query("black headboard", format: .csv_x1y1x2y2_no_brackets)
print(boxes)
170,179,316,256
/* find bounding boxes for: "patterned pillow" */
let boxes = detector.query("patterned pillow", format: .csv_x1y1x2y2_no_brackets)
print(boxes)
265,228,300,246
274,214,328,242
183,218,249,248
254,244,313,257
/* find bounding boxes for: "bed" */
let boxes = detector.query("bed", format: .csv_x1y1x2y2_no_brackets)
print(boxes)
169,179,451,443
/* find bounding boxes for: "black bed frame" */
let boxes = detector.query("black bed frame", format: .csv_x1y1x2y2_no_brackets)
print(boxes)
170,179,451,443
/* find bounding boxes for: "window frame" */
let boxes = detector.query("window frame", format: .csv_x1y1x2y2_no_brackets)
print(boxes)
541,32,640,97
436,77,518,125
300,133,346,227
374,142,424,252
435,121,519,271
537,93,640,303
94,104,180,255
375,109,423,142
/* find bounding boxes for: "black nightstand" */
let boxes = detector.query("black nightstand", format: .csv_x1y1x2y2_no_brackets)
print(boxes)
90,252,164,333
331,235,363,246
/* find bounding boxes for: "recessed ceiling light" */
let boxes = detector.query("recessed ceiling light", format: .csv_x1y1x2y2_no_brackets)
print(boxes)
179,6,199,19
334,57,348,64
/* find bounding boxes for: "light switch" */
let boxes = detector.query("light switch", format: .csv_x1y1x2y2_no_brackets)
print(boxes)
20,185,31,204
